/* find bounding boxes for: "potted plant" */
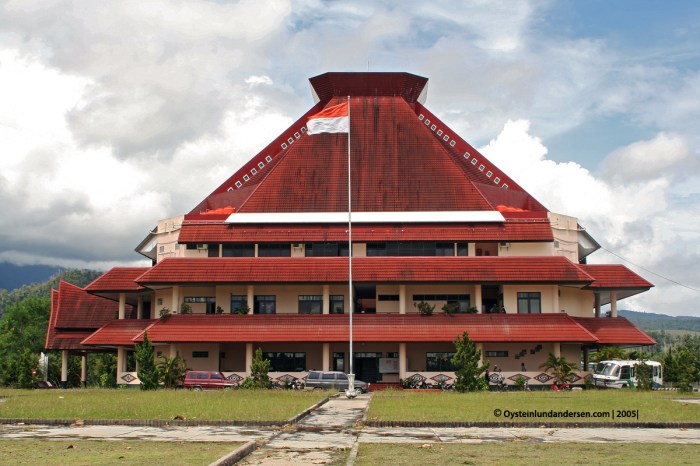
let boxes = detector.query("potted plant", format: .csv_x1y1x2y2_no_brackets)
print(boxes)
442,303,459,316
180,302,192,314
234,305,250,315
215,305,224,314
159,307,171,319
414,301,435,316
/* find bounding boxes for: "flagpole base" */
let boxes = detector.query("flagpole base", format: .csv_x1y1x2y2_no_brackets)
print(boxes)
345,373,358,399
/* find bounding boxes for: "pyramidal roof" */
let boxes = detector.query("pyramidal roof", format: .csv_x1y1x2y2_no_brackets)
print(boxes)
189,72,546,219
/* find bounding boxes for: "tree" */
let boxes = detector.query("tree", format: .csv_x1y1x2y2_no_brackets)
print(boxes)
540,353,575,385
134,332,159,390
451,331,489,392
157,354,188,388
590,346,628,362
241,348,271,389
635,359,653,391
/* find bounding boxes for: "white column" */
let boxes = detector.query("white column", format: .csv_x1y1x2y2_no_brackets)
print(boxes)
137,295,143,319
553,286,560,313
594,293,601,318
610,291,618,318
245,343,254,374
474,285,483,313
61,350,69,385
118,293,126,319
399,343,407,380
468,243,476,256
322,343,330,371
553,342,561,358
399,284,407,314
81,354,87,387
247,285,254,314
117,347,125,384
172,286,180,314
476,343,484,365
169,344,177,358
322,285,330,315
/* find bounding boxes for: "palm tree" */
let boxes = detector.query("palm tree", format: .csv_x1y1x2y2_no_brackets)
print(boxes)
157,355,188,388
540,353,575,384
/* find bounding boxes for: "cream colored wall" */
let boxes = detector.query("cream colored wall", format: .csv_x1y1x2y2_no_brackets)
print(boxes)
498,242,553,257
176,343,220,371
481,342,582,371
561,344,582,369
254,342,325,371
219,343,247,372
405,284,475,314
559,287,594,317
548,212,580,262
183,248,210,258
405,342,455,371
291,244,305,257
353,243,367,257
502,284,558,314
252,284,349,314
153,289,173,317
215,285,249,313
181,286,216,313
376,285,400,313
155,215,185,263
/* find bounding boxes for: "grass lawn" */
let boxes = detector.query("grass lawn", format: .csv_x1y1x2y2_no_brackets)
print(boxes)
368,390,700,423
356,443,700,465
0,439,241,466
0,389,328,421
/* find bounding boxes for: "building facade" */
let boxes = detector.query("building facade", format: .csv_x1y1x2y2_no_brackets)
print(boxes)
47,72,654,388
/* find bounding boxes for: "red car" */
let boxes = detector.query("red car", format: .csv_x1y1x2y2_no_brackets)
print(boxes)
183,371,238,390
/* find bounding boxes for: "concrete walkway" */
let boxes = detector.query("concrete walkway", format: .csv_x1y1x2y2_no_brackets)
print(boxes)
3,393,700,465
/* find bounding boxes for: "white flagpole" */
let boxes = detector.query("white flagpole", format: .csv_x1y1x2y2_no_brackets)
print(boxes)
347,95,356,398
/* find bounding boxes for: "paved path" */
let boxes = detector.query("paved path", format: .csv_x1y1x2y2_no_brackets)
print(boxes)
3,394,700,465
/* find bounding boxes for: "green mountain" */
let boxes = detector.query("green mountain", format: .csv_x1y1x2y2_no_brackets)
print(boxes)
0,269,102,319
620,310,700,333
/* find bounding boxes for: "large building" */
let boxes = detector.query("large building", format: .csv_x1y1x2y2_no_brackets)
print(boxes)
46,72,654,388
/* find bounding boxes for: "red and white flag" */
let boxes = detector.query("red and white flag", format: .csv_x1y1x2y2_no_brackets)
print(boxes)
306,102,349,135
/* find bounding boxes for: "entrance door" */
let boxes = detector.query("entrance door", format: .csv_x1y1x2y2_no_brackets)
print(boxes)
354,352,381,383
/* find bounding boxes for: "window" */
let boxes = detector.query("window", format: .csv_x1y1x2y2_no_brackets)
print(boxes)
262,352,306,371
192,351,209,358
231,295,248,314
517,292,541,314
485,351,508,358
207,244,219,257
367,241,438,256
254,295,276,314
457,242,469,256
222,243,255,257
387,352,399,358
413,294,469,311
426,352,455,371
305,242,349,257
258,243,291,257
435,242,454,256
299,295,322,314
331,295,344,314
378,295,399,301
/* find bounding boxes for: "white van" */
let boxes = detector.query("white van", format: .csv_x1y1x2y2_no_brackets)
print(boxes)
593,360,663,389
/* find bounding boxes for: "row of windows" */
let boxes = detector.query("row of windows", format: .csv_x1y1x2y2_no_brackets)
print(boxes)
181,292,542,315
367,242,469,257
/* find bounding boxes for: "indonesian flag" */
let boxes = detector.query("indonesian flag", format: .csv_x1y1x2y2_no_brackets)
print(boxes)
306,102,349,135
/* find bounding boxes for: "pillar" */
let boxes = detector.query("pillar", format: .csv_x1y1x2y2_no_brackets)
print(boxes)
322,285,330,314
247,285,254,314
399,284,407,314
399,343,407,380
81,354,87,387
476,343,484,365
553,342,561,358
468,243,476,256
610,291,618,318
118,293,126,319
322,343,330,371
245,343,254,374
137,295,143,319
594,292,601,318
61,350,69,387
474,284,483,313
169,344,177,358
117,346,125,384
171,286,180,314
553,285,560,313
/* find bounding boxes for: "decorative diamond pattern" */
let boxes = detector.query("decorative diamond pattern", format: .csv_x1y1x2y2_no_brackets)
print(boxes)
226,373,244,383
407,373,426,383
533,372,552,383
121,373,136,383
507,373,531,382
275,374,299,383
430,374,453,383
584,373,594,382
566,373,582,383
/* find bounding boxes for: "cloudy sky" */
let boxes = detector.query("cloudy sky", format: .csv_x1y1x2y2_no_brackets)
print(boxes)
1,0,698,316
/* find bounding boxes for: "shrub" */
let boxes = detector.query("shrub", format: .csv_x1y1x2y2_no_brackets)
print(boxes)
414,301,435,316
134,332,159,390
451,331,489,392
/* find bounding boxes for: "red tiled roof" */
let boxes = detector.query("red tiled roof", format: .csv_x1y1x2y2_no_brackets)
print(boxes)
177,219,554,243
82,320,156,347
573,317,656,345
46,281,135,350
309,72,429,103
85,267,149,292
578,264,653,289
133,313,597,344
136,256,593,285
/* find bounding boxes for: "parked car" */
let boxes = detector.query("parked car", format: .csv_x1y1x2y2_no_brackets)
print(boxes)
183,371,238,390
305,371,369,393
